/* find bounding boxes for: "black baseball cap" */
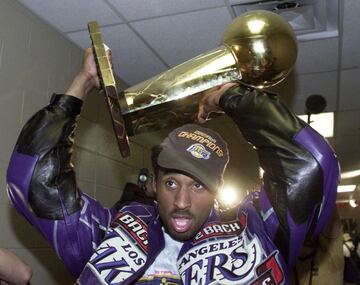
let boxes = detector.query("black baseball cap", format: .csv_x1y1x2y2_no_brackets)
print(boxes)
157,124,229,192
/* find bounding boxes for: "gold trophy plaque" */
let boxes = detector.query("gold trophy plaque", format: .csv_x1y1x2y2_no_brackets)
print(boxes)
88,21,130,158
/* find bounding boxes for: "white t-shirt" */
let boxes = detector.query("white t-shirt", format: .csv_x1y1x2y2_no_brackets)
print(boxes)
139,228,183,284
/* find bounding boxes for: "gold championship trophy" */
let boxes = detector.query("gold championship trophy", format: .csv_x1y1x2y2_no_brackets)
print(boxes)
88,10,297,158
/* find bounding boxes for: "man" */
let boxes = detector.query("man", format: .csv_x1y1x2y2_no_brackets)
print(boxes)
343,231,360,284
7,48,339,284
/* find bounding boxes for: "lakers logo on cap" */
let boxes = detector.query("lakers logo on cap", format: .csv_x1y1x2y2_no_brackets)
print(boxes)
186,144,210,159
178,131,224,157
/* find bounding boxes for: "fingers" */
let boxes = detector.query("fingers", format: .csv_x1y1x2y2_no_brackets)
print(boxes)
197,88,216,124
196,82,238,123
80,48,102,91
93,76,101,90
84,45,112,90
197,105,209,124
197,114,207,124
83,48,99,83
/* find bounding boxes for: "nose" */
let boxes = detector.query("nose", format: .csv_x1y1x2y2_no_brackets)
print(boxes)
173,188,191,210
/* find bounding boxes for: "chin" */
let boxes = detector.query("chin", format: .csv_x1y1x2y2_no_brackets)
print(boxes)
166,227,196,242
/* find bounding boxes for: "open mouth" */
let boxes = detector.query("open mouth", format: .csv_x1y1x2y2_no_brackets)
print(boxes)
171,215,193,233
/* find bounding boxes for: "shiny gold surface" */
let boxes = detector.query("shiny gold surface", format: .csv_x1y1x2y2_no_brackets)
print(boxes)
88,21,130,157
122,10,297,134
88,21,116,87
123,45,240,113
223,10,297,88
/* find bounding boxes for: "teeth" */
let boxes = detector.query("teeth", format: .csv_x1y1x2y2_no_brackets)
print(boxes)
175,219,187,226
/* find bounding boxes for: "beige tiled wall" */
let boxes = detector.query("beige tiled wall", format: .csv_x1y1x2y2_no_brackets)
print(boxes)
0,0,154,283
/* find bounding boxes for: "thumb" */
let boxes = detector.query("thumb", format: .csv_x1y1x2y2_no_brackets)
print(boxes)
197,104,208,124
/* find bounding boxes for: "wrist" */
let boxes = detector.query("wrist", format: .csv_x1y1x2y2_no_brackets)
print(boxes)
65,71,95,101
215,83,238,109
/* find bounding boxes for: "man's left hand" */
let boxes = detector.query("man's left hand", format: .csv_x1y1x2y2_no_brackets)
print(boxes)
197,82,238,123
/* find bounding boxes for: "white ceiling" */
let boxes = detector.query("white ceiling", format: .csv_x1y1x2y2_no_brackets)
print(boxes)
15,0,360,199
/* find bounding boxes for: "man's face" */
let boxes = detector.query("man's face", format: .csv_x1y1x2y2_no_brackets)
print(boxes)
155,171,215,241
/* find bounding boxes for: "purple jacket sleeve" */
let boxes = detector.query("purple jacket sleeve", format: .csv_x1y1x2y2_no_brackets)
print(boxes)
6,94,115,277
220,86,340,270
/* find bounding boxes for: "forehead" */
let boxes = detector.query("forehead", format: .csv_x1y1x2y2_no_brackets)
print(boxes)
158,170,197,182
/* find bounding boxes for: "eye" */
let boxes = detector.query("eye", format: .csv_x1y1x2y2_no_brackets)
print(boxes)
165,179,177,189
193,182,205,192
